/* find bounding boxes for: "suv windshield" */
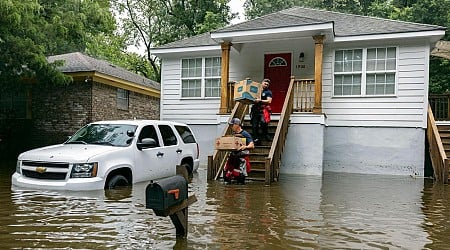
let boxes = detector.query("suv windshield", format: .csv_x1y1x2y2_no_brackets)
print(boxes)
66,124,137,147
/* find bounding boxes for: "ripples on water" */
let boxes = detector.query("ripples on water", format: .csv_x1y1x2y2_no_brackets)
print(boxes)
1,163,449,249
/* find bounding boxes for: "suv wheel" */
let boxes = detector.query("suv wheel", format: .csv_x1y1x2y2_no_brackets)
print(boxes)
106,174,129,189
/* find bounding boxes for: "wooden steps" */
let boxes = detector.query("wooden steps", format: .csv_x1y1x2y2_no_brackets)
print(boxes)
241,119,278,181
436,124,450,180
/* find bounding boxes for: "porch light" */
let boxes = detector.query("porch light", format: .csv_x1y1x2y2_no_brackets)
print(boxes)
298,52,305,62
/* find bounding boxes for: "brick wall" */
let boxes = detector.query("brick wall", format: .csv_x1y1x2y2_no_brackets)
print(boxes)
31,81,93,148
91,82,160,121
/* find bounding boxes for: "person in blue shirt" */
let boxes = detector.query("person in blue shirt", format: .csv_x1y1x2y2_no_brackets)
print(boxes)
251,79,273,143
224,118,254,184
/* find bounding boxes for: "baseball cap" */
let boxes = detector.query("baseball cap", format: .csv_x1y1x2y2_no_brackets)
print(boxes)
228,118,241,125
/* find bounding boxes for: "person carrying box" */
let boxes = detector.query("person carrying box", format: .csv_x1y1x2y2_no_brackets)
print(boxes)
223,118,255,184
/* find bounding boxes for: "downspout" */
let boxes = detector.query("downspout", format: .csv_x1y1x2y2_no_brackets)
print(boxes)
219,42,231,114
313,35,325,114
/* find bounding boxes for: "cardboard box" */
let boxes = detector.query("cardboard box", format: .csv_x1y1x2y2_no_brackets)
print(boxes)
233,78,262,104
214,136,246,151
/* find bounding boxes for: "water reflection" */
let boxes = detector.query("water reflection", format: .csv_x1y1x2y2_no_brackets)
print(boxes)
0,163,448,249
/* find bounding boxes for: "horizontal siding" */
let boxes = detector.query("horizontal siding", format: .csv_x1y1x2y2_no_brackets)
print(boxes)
160,58,220,125
322,44,428,128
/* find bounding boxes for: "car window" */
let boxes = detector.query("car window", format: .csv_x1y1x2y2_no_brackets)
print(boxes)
158,125,178,146
66,124,137,147
138,125,160,147
175,125,196,144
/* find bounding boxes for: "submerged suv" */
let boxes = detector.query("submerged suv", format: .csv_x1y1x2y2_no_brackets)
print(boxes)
12,120,200,190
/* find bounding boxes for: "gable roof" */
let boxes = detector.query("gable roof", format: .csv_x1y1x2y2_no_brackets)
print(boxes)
155,6,446,50
48,52,160,91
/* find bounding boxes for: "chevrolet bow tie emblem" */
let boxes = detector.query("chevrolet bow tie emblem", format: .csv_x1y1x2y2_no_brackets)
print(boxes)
36,167,47,173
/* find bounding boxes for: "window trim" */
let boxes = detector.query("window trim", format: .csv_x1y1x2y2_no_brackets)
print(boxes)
332,46,399,98
180,57,221,99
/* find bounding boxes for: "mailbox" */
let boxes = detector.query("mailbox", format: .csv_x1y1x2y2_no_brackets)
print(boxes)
146,175,188,216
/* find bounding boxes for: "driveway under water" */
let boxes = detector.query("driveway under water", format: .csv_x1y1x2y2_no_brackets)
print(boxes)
0,160,449,249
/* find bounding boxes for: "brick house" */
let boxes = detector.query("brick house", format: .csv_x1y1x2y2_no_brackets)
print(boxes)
0,52,160,159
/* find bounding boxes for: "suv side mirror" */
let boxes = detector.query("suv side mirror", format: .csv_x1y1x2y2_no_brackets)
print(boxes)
137,138,157,150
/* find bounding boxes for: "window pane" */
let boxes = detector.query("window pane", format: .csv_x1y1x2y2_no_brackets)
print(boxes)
205,57,221,77
367,48,376,59
376,59,386,71
205,78,221,97
387,47,396,58
386,59,396,70
335,61,343,72
181,79,201,97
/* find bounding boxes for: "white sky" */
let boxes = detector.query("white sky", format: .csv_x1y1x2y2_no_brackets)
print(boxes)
228,0,245,24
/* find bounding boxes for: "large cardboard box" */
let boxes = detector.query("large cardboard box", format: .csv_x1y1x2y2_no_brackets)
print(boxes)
234,78,262,104
215,136,246,151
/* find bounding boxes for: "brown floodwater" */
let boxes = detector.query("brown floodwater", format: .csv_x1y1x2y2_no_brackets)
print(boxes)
0,160,449,249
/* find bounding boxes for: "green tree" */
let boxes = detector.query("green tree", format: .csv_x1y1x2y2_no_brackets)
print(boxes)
0,0,118,86
112,0,234,81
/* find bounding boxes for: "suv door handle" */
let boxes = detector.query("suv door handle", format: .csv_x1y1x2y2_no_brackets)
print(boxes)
176,149,182,153
156,152,164,157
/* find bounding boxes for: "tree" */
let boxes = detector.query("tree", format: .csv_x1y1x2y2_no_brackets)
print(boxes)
111,0,234,81
0,0,118,86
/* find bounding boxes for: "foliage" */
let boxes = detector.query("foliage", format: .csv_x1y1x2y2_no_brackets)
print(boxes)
111,0,234,81
0,0,68,86
0,0,118,86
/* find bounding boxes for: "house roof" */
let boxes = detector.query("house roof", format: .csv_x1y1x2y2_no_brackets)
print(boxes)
155,6,446,50
47,52,160,91
431,40,450,60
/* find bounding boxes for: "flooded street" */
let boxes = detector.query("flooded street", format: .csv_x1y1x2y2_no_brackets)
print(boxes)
1,160,450,249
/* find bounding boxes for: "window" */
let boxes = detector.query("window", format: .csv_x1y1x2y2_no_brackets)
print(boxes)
117,88,129,110
269,57,287,67
333,47,397,96
175,125,196,143
158,125,178,146
181,57,221,98
138,125,160,147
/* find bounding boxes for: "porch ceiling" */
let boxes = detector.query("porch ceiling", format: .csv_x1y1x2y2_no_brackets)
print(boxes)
210,23,334,44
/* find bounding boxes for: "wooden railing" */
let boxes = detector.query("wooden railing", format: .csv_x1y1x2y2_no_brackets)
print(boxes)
264,76,295,184
293,79,315,112
429,93,450,121
207,101,249,180
427,105,449,183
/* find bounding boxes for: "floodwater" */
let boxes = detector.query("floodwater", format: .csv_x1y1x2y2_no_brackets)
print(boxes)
1,160,450,249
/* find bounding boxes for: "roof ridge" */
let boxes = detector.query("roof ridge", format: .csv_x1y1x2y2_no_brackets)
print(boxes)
284,6,446,29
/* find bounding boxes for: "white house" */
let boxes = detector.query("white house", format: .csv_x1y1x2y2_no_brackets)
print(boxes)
152,7,446,177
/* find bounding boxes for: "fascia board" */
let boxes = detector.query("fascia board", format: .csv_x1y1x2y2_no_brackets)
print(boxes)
334,30,445,43
152,45,221,56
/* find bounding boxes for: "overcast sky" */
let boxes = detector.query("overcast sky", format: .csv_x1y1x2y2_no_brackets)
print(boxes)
228,0,245,24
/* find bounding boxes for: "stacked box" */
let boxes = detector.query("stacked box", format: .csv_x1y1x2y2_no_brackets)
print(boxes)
233,78,262,104
214,136,246,151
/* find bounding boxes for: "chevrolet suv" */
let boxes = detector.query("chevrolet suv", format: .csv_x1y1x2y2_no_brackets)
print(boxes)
11,120,200,190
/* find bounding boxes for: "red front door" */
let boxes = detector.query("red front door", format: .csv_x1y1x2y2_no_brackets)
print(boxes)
264,53,292,113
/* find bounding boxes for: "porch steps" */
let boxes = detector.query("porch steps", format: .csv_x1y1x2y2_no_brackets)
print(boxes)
241,119,278,182
436,124,450,179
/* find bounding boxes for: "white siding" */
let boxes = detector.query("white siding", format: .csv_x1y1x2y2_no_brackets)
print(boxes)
160,58,220,124
322,44,429,128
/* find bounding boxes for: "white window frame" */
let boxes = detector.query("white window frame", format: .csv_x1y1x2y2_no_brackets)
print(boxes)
180,57,221,99
333,47,398,97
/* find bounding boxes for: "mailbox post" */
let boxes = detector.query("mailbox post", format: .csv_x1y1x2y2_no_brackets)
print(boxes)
146,175,197,237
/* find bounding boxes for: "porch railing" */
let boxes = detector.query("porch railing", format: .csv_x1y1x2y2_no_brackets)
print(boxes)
429,93,450,120
427,105,449,183
293,79,315,112
224,79,315,113
264,77,295,184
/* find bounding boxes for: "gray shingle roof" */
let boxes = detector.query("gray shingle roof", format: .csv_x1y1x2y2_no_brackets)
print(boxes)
47,52,160,90
155,6,446,49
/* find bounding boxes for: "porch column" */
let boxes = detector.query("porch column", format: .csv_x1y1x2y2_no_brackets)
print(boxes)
313,35,324,114
219,42,231,114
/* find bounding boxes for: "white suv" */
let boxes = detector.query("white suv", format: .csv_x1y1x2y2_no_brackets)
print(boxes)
11,120,200,190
